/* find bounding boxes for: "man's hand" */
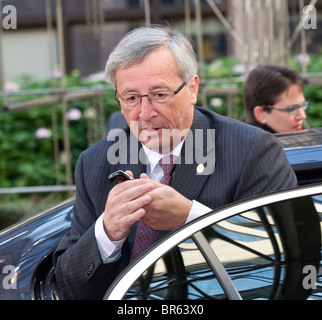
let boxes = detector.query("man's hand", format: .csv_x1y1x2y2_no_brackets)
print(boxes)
140,174,193,231
103,172,154,241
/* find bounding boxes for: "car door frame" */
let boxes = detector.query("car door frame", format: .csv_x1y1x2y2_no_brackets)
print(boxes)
104,184,322,300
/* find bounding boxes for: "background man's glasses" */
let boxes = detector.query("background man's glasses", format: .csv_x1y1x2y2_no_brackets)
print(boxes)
115,82,186,109
266,101,308,115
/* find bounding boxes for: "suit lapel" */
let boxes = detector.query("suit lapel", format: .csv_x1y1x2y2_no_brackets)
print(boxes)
171,108,216,200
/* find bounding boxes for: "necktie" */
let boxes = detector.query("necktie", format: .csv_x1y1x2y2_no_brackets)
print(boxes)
129,155,176,262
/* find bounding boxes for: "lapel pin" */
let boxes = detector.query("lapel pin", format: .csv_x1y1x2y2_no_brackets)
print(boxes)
196,163,205,174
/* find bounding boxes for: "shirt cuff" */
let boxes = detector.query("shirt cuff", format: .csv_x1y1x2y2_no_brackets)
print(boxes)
185,200,212,224
94,213,126,263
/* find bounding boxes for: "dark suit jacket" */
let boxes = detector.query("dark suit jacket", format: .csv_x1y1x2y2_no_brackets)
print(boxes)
53,107,297,299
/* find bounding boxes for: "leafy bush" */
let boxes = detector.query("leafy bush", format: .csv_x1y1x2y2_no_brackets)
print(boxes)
0,71,119,188
0,55,322,229
1,57,322,189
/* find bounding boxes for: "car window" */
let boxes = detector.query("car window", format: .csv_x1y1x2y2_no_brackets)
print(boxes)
116,194,322,300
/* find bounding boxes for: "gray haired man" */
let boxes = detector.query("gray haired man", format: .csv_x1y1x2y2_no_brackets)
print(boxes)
54,25,297,299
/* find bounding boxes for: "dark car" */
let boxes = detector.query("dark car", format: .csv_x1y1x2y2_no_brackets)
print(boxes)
0,128,321,300
105,184,322,300
277,128,322,186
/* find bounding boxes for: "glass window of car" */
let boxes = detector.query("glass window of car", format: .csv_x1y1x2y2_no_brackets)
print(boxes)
106,193,322,300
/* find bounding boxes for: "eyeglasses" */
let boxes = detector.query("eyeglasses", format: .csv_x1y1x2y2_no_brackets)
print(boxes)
266,101,308,115
115,81,186,109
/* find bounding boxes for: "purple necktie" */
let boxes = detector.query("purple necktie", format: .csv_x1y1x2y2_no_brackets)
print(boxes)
129,155,176,262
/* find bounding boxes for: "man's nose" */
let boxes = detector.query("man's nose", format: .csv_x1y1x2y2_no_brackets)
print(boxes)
139,95,157,121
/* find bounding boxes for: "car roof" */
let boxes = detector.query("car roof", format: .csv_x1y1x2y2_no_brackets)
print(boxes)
276,128,322,185
276,127,322,148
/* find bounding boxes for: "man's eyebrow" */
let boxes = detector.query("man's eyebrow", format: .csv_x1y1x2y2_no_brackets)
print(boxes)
118,88,139,95
150,84,172,91
120,84,171,94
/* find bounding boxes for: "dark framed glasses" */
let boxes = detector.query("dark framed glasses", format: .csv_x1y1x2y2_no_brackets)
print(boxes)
114,82,186,109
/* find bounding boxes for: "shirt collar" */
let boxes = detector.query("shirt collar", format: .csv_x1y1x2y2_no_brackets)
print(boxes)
142,140,184,173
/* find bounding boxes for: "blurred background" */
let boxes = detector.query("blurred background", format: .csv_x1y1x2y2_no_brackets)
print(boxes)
1,0,322,229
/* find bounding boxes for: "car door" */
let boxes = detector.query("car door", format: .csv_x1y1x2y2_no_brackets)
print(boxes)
105,185,322,300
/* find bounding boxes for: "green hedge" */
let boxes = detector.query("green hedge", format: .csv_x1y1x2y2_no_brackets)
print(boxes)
1,56,322,191
0,71,119,189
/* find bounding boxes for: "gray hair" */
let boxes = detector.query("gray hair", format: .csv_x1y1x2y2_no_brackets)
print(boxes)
105,24,198,88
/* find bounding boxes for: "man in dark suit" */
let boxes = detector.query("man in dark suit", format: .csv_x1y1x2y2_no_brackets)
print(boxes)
53,25,297,300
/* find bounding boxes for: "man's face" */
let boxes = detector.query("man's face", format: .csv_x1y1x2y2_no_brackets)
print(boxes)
115,47,199,153
264,84,307,133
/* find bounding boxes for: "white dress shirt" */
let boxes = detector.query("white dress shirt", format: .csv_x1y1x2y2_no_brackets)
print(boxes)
94,142,212,262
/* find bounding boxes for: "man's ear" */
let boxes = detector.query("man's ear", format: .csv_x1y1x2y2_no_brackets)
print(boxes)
188,74,200,105
253,106,267,124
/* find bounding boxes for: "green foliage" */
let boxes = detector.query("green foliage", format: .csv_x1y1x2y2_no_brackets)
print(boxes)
0,71,119,189
1,55,322,194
